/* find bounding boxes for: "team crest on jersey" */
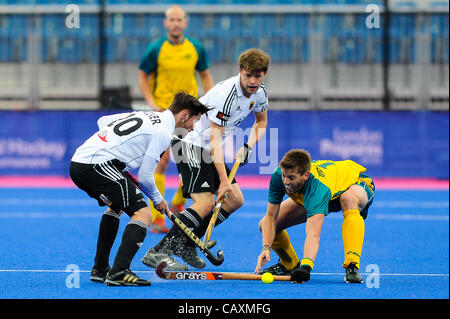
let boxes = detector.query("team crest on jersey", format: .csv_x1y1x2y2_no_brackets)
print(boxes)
249,101,255,110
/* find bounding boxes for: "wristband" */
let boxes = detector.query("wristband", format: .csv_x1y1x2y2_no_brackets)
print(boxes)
239,143,253,167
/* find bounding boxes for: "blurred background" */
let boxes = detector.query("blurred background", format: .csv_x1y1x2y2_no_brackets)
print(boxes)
0,0,448,179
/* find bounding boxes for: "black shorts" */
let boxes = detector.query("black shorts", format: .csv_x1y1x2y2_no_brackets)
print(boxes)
69,159,147,217
171,140,237,198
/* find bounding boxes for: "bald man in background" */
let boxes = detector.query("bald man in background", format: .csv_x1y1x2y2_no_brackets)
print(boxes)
138,5,214,233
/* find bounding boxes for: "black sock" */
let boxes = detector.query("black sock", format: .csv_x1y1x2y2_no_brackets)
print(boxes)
110,220,147,274
154,208,202,252
194,208,230,239
94,210,120,269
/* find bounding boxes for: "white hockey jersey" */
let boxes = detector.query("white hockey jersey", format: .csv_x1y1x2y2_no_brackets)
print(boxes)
71,110,175,205
72,110,175,170
183,73,268,150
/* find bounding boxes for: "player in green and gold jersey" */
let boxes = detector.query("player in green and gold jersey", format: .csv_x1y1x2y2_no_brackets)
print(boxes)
138,5,214,233
254,149,375,283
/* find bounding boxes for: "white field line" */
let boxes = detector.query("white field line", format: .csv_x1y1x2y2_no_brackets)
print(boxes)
0,269,447,277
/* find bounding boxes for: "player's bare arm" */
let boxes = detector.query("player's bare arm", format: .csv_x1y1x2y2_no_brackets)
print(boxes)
210,120,235,201
198,69,214,93
236,109,267,162
138,70,160,111
303,213,325,262
255,202,280,273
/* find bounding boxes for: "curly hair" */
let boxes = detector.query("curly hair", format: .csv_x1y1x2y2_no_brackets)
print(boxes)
238,49,270,73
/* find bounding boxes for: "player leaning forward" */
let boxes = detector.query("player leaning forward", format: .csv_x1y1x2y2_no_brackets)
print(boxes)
70,93,209,286
255,149,375,283
142,48,270,270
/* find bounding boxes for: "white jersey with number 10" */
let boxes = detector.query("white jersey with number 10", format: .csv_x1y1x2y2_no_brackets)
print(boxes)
71,110,175,171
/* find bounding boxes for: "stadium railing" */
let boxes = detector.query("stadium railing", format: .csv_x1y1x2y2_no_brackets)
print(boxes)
0,0,448,110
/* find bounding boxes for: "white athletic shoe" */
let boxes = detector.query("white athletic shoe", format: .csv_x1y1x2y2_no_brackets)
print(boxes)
141,248,188,271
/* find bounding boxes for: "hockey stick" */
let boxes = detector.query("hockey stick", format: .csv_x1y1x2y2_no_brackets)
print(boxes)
203,156,241,246
156,261,292,281
124,172,224,266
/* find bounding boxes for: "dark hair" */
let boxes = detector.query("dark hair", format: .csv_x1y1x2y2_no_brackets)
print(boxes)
279,149,311,175
169,91,210,117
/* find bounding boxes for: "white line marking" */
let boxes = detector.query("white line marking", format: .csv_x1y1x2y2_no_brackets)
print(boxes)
234,212,449,221
0,269,447,277
374,214,449,221
0,199,93,206
0,213,99,218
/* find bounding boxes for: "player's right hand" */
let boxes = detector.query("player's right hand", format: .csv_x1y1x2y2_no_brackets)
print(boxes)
254,249,271,274
217,180,234,202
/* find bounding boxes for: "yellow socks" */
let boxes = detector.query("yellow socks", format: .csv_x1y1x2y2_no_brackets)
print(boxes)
342,209,365,269
151,173,165,222
171,182,186,207
300,257,314,271
271,230,300,271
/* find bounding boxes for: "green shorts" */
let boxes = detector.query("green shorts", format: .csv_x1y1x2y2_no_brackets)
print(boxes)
328,173,375,219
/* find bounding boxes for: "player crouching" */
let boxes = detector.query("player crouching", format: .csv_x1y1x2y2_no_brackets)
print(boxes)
255,149,375,284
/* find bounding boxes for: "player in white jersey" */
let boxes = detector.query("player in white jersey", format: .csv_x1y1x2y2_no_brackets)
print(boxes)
69,92,209,286
142,49,271,270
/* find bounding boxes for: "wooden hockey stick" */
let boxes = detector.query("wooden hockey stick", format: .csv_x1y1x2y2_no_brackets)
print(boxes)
156,261,292,281
124,172,224,266
203,156,241,246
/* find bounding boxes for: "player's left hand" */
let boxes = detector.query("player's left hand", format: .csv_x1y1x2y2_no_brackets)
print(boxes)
154,199,171,217
236,143,253,167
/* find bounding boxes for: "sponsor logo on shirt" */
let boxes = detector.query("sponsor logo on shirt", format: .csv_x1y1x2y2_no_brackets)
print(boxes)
97,131,108,142
216,111,230,121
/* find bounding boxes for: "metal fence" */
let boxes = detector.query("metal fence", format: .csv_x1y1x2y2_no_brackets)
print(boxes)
0,2,448,110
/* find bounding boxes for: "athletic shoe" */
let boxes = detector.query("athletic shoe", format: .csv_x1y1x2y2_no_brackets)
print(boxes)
90,265,111,283
141,248,188,271
169,203,184,216
173,242,206,269
104,269,151,286
258,260,300,276
344,263,364,283
150,217,170,234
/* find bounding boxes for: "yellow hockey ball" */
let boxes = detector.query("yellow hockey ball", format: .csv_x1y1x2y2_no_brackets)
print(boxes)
261,272,273,284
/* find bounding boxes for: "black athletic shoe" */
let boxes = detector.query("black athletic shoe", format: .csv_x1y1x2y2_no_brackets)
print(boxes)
258,260,300,276
104,269,151,286
90,266,111,283
345,263,364,283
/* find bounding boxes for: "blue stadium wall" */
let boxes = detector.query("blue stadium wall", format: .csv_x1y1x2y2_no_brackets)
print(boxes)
0,110,448,178
1,2,448,64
